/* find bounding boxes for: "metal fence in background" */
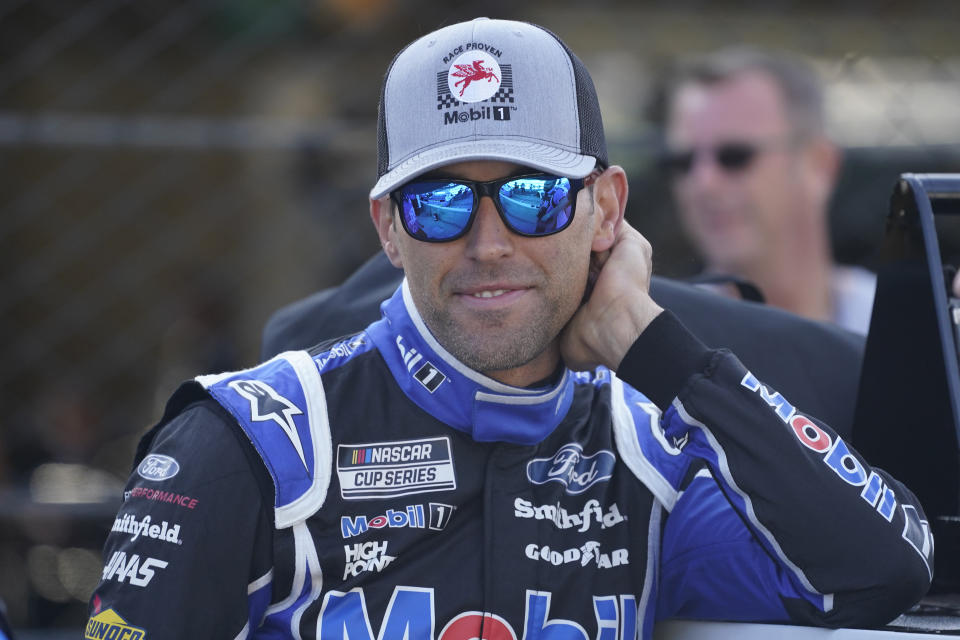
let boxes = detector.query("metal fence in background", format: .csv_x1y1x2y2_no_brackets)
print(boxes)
2,0,959,631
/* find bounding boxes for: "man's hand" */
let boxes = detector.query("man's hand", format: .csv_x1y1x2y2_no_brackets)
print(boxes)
560,221,664,371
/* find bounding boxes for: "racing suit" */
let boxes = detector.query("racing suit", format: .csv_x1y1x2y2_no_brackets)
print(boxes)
86,281,933,640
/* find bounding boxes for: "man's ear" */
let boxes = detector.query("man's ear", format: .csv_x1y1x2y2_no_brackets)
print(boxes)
370,197,404,268
590,165,629,252
802,137,841,209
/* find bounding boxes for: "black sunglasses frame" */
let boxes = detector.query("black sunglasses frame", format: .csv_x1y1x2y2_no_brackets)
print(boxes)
662,138,799,176
391,172,587,243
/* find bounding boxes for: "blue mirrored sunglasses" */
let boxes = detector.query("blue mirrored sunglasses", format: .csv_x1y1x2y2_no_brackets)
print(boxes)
391,173,586,242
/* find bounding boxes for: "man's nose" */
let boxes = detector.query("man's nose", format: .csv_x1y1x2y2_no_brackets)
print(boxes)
684,150,725,189
465,196,513,260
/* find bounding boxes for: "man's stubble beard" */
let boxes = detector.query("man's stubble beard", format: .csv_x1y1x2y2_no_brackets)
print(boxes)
418,290,575,376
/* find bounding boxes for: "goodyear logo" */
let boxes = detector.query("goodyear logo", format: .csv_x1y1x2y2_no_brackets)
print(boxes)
85,608,146,639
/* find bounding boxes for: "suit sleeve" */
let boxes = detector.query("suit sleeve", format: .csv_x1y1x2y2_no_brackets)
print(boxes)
619,311,933,628
87,396,274,639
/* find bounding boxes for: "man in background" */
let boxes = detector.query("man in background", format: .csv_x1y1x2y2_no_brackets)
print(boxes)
661,47,875,335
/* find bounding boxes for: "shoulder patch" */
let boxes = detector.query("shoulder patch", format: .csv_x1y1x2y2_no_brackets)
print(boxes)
197,351,334,528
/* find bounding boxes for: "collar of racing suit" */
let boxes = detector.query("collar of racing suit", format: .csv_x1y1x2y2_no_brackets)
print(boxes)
364,280,576,445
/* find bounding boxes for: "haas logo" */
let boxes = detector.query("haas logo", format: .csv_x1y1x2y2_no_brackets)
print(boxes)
447,51,501,103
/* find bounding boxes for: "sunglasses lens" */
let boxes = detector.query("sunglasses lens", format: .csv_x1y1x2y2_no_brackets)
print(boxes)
499,176,575,235
396,181,474,241
716,144,757,170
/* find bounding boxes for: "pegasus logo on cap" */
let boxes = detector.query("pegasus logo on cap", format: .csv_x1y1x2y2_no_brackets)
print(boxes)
451,60,499,97
447,51,502,103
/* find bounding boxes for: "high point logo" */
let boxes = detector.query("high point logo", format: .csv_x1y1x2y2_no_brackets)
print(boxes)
438,48,515,124
344,540,395,580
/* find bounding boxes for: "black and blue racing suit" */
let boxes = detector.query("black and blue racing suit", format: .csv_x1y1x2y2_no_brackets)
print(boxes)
86,281,933,639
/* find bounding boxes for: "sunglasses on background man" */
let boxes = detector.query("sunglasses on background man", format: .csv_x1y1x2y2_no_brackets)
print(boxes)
663,138,800,176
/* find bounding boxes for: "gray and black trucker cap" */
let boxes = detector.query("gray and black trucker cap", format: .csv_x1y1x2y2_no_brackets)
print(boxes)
370,18,608,200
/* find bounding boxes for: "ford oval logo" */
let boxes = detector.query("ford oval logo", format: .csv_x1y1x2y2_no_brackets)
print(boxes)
526,443,615,494
137,454,180,481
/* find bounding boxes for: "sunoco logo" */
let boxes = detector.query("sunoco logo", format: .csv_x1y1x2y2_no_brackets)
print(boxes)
85,608,146,640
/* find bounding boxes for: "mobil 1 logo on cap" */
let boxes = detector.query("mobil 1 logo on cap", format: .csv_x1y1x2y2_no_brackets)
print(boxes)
438,49,515,124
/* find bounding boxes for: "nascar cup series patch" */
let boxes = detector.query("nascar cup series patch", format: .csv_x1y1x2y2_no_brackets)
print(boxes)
337,437,456,500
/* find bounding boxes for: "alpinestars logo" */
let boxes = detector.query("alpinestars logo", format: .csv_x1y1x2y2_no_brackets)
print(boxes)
344,541,395,580
229,379,308,470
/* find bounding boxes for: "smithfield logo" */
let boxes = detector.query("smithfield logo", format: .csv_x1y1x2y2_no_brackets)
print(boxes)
526,444,615,494
137,454,179,481
112,514,183,545
514,497,625,533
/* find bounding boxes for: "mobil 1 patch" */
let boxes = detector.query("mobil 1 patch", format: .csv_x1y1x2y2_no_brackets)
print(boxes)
337,437,457,500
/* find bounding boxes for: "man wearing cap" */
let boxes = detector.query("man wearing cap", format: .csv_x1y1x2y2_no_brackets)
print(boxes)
88,18,931,639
